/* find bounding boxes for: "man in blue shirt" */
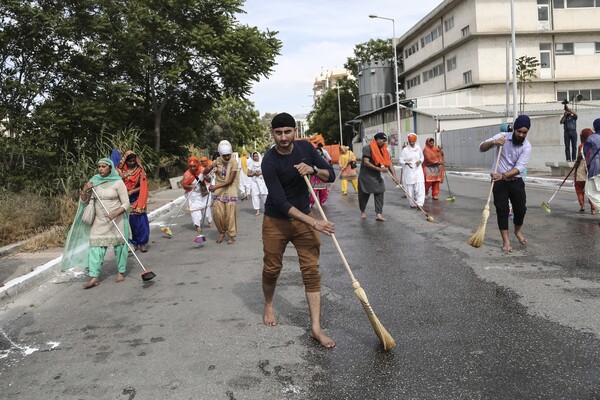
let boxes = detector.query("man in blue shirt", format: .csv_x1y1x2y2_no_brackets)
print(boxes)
261,112,336,348
479,115,532,253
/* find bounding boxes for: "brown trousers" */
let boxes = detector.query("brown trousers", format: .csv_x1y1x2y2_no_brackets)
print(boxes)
213,201,237,237
262,215,321,292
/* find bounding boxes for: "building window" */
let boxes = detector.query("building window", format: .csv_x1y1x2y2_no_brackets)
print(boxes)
596,42,600,53
555,42,574,55
444,16,454,32
422,63,445,82
461,25,470,37
447,56,457,71
463,70,472,84
407,75,421,89
538,4,549,20
421,25,443,48
557,89,599,101
405,42,419,58
553,0,596,7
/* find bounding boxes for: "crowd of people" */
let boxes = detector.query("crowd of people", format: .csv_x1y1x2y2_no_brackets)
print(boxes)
59,112,600,349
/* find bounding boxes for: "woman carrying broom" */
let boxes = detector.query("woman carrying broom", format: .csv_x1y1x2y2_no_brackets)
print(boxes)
478,115,532,253
119,151,150,252
338,146,358,195
61,158,130,288
182,156,213,234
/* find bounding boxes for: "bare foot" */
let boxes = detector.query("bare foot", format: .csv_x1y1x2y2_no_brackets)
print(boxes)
514,232,527,245
115,273,125,282
216,234,224,243
501,244,513,253
140,245,147,252
360,212,366,220
208,222,212,228
310,329,336,349
83,277,99,289
255,210,260,216
263,304,277,326
227,237,235,245
375,214,386,222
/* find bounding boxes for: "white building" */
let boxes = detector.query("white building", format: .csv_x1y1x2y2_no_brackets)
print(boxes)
400,0,600,104
356,0,600,170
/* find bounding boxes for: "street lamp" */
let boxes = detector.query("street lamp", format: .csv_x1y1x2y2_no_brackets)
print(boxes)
369,14,402,148
336,85,343,146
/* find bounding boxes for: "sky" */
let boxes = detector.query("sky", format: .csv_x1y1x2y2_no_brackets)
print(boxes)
235,0,444,117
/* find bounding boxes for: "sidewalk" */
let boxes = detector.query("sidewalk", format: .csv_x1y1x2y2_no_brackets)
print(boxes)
0,168,566,304
0,187,185,303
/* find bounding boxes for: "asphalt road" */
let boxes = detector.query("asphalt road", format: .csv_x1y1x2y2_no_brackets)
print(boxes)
1,174,599,399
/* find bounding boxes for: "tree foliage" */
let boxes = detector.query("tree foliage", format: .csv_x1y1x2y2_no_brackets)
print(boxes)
344,38,394,76
516,55,539,114
307,38,392,146
307,78,358,145
201,96,269,154
0,0,281,193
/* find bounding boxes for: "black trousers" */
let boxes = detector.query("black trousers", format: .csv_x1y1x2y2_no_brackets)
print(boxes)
358,184,384,214
493,179,526,230
564,131,577,161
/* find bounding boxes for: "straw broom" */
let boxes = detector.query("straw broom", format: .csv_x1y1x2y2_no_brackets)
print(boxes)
304,175,396,351
467,145,503,248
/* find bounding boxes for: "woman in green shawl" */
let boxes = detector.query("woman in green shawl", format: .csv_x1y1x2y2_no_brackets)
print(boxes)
62,158,130,288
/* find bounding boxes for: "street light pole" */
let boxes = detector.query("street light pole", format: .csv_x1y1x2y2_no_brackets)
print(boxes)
369,14,402,148
337,85,343,146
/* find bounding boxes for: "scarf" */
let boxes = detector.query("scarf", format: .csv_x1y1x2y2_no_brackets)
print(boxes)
121,151,149,213
183,156,201,193
370,140,392,167
250,152,262,170
241,153,249,174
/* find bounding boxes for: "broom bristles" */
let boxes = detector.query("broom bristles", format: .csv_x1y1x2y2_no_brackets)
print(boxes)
353,286,396,351
467,205,490,248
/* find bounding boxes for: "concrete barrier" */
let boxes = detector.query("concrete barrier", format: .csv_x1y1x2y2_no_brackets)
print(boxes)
169,175,183,190
545,161,575,177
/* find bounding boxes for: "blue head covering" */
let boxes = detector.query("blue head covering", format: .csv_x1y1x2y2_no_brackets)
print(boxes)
110,149,122,169
593,118,600,133
513,115,531,130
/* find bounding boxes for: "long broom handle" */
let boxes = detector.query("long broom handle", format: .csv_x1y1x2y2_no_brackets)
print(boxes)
165,176,201,229
303,175,357,282
546,162,577,204
91,187,149,272
484,144,505,204
199,190,210,229
395,182,432,219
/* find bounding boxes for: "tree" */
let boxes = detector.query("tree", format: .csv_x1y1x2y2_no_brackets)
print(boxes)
344,38,395,77
0,0,282,191
307,78,358,145
201,96,267,154
516,55,539,114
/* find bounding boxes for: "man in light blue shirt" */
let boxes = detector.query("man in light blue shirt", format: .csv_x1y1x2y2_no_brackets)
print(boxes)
479,115,532,253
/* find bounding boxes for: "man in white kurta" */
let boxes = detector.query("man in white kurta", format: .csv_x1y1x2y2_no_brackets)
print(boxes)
400,133,425,207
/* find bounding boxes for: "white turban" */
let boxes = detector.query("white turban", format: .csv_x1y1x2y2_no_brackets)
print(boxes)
218,140,232,156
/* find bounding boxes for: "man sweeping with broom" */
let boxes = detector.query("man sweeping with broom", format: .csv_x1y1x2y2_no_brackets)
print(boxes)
261,112,337,348
479,115,532,253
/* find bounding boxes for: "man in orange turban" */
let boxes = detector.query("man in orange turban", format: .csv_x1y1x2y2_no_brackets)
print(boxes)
358,132,399,221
